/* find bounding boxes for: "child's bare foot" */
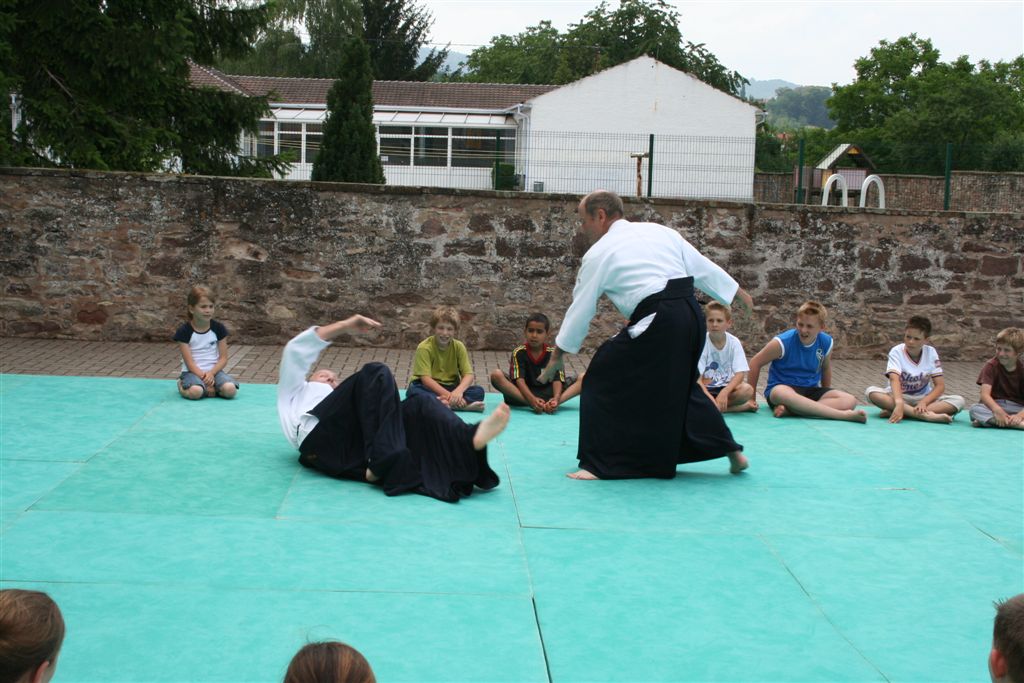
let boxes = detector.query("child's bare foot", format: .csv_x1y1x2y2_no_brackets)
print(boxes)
923,411,954,424
878,409,892,418
773,405,789,418
971,419,983,428
727,451,749,474
472,403,509,450
742,401,758,412
846,409,867,423
567,469,599,480
461,401,485,413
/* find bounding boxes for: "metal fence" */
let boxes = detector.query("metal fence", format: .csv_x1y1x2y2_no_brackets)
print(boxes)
261,128,1023,212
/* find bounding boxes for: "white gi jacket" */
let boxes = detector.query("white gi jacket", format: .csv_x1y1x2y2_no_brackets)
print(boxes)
277,327,334,449
556,219,739,354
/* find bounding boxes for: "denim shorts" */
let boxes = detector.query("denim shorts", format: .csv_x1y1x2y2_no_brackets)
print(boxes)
179,370,238,392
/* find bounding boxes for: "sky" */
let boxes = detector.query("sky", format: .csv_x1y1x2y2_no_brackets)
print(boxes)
417,0,1024,86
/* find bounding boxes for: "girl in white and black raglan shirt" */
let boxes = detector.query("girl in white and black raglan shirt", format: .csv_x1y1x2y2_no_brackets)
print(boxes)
172,285,238,400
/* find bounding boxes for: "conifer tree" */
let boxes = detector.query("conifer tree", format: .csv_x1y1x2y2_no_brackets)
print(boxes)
311,37,385,183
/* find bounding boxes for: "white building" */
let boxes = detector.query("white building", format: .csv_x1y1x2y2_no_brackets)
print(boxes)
191,56,762,201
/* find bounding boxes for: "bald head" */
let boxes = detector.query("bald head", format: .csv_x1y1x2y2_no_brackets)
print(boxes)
580,190,624,220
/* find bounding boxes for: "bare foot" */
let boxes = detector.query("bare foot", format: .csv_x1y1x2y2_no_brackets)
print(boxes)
847,409,867,423
365,468,379,482
461,401,486,413
727,451,749,474
567,469,599,480
923,412,954,424
742,401,759,412
472,403,510,450
773,405,789,418
878,409,892,418
971,419,983,428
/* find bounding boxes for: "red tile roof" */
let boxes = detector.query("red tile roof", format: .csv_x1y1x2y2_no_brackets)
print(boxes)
190,64,558,110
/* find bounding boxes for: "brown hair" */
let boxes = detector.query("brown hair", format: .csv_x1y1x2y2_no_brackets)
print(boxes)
994,594,1024,683
429,306,460,332
186,285,215,320
581,190,624,219
705,301,732,320
0,589,65,683
996,327,1024,354
284,641,376,683
797,300,828,324
906,315,932,338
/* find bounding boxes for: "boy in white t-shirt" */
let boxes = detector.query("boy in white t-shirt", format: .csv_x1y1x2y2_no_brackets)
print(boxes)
865,315,965,424
698,302,757,413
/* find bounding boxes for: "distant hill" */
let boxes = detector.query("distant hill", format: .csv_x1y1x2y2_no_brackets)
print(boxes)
745,78,801,100
418,47,469,74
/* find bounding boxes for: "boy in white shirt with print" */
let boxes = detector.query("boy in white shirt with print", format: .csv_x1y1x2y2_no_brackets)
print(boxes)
698,302,757,413
865,315,965,424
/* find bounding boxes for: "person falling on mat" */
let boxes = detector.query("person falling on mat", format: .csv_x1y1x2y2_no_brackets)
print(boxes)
276,315,509,503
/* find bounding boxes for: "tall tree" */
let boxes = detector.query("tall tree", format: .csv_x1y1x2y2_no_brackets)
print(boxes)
767,86,834,130
220,0,446,80
311,37,384,183
461,0,746,95
5,0,287,176
829,35,1024,173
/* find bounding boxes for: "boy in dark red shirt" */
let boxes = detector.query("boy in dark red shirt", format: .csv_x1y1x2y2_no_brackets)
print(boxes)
969,327,1024,429
490,313,584,414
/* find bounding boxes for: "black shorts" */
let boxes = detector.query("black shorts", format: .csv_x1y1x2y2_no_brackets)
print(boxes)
766,385,833,408
707,386,724,397
502,372,575,401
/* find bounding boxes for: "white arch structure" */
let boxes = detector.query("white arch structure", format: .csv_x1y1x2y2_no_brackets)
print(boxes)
859,174,886,208
821,173,849,207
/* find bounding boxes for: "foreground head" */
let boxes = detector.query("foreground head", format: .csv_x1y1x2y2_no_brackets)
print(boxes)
795,301,827,343
577,190,624,244
430,306,460,346
705,302,732,333
904,315,932,354
187,285,215,322
525,313,550,348
995,328,1024,368
309,369,340,389
0,589,65,683
284,641,376,683
991,594,1024,683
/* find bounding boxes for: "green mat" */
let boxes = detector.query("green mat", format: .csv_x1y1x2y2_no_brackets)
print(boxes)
1,374,1021,682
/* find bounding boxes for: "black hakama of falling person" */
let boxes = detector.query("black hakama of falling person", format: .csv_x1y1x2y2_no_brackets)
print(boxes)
577,277,743,479
298,362,498,502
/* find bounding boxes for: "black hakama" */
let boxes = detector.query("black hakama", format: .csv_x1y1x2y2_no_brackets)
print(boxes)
577,277,743,479
298,362,498,502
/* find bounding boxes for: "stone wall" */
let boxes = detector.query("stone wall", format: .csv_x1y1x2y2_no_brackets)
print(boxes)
2,167,1022,359
754,170,1024,213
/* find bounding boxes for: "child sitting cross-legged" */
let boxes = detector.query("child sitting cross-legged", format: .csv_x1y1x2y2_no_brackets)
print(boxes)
698,301,756,413
969,327,1024,429
865,315,964,424
406,306,485,412
489,313,584,414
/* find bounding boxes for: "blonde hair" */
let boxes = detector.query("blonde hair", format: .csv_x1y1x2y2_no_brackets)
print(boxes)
797,300,828,324
429,306,459,332
186,284,215,320
705,301,732,321
995,327,1024,353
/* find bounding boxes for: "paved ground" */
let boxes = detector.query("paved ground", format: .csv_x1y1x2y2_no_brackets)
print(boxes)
0,336,984,404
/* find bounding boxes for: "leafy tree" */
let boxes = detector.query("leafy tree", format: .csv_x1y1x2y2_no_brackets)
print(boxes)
5,0,288,176
461,0,746,95
311,37,384,183
766,86,834,129
0,3,16,164
219,0,446,80
829,35,1023,173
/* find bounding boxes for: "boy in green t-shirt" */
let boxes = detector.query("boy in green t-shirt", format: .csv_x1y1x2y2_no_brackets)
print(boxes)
406,306,486,412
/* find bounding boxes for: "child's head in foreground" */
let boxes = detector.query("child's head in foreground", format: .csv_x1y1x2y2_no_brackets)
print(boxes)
284,641,376,683
524,313,550,349
991,594,1024,683
795,301,827,342
0,589,65,683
